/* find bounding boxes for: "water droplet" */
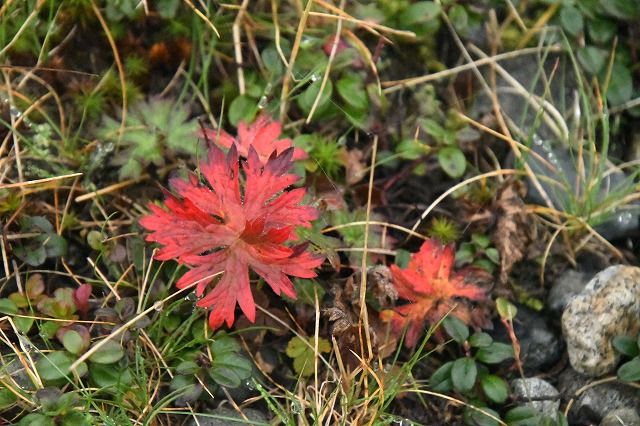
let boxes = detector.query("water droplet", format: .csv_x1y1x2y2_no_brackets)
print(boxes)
290,400,301,414
9,106,21,118
153,301,163,311
184,292,197,302
310,74,318,82
244,379,256,389
257,96,268,109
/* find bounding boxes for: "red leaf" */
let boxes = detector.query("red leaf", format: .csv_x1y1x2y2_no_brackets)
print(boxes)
385,239,489,348
199,114,308,163
73,284,92,315
140,141,323,330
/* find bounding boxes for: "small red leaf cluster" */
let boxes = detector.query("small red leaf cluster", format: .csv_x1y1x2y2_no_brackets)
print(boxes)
141,117,323,330
385,239,489,348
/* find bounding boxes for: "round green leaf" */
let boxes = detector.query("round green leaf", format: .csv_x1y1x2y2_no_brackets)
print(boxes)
480,374,508,403
577,46,607,75
88,340,124,364
36,351,74,382
606,63,633,106
613,335,639,357
469,332,493,348
228,95,258,127
438,146,466,178
560,5,584,36
297,79,333,115
89,363,131,389
451,357,477,393
464,405,501,426
617,357,640,382
336,74,368,111
443,316,469,344
0,298,18,315
62,330,86,355
210,352,252,388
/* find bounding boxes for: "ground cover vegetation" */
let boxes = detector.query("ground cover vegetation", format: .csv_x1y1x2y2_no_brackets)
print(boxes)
0,0,639,424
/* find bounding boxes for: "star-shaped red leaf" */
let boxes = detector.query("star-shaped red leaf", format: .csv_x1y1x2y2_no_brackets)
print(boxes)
385,239,489,348
199,114,307,163
140,142,323,330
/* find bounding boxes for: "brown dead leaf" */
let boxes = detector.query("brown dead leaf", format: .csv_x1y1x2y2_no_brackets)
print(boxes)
339,148,366,185
493,180,531,286
323,268,398,370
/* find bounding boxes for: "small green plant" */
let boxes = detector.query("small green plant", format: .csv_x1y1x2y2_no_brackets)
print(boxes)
427,217,461,244
170,332,253,404
455,233,500,274
11,216,67,267
18,388,92,426
96,99,198,179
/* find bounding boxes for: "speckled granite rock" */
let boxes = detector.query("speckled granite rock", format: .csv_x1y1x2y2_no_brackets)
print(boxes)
600,408,640,426
511,378,560,418
562,265,640,376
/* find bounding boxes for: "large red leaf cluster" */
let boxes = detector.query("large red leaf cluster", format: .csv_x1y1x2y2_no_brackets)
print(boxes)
385,239,489,348
140,119,323,330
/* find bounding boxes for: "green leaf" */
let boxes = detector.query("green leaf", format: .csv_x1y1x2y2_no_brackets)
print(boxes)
438,147,466,178
36,351,74,382
577,46,607,74
613,335,640,357
496,298,518,321
210,333,241,355
297,79,333,116
89,363,132,388
429,361,453,392
451,357,477,393
481,375,509,403
60,411,92,426
560,5,584,36
504,406,541,425
600,0,640,19
617,357,640,382
336,74,368,111
0,386,17,409
450,5,470,35
443,316,469,344
0,298,18,315
396,138,430,160
285,336,331,377
62,330,86,355
176,361,200,375
43,234,67,259
485,248,500,265
229,95,258,127
476,342,514,364
398,1,441,27
18,413,55,426
465,405,501,426
209,352,253,388
88,340,124,364
469,332,493,348
471,233,491,249
14,244,46,267
587,18,616,43
606,62,633,106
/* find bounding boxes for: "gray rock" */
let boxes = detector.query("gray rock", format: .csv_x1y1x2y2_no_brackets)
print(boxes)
559,368,640,422
511,377,560,418
561,265,640,376
188,407,268,426
500,305,562,372
600,408,640,426
548,269,591,315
